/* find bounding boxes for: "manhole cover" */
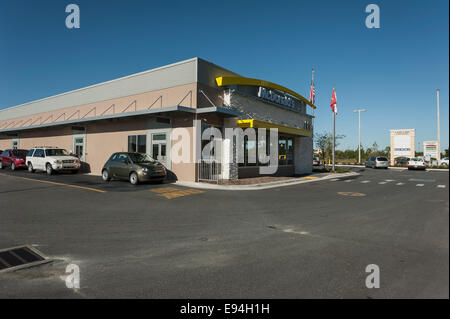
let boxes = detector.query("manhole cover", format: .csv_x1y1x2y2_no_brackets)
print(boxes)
0,245,51,273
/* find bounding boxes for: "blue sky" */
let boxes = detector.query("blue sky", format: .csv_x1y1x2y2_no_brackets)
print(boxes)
0,0,448,150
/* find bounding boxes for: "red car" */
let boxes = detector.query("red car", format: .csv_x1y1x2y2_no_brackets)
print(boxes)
0,149,29,171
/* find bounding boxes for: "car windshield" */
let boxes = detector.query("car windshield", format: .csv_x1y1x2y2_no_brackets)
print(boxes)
410,158,419,161
45,149,69,156
377,157,388,161
128,153,156,164
12,150,28,157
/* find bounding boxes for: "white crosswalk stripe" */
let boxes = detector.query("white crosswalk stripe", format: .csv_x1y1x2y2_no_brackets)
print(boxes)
416,184,424,187
379,182,387,184
437,185,446,188
396,183,404,186
361,180,370,183
385,180,395,182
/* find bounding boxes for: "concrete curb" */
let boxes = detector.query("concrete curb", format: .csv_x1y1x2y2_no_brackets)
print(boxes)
336,165,449,172
175,172,360,191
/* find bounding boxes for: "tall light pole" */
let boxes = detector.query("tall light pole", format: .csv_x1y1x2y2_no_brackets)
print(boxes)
437,89,441,165
353,109,367,164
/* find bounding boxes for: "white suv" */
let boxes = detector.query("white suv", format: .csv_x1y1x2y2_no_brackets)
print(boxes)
26,147,81,175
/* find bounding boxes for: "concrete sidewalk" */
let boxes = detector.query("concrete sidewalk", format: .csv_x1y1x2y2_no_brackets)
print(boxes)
176,171,359,191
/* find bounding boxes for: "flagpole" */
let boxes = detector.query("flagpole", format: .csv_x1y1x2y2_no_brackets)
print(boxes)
311,69,315,122
332,108,335,172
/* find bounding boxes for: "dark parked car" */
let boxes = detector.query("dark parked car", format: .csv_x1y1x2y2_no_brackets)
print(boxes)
313,157,321,166
395,157,409,166
101,152,166,185
0,149,29,170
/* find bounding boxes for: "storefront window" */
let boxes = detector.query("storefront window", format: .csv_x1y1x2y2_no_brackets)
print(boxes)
287,139,294,165
128,135,146,153
201,123,222,160
278,136,294,166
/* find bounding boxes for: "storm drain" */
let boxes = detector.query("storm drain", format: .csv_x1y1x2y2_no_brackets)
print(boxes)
0,245,51,273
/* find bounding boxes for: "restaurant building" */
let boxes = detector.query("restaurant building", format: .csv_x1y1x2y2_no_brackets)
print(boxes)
0,58,316,182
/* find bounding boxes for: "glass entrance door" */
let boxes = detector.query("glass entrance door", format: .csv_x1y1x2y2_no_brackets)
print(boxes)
151,133,167,165
73,137,85,162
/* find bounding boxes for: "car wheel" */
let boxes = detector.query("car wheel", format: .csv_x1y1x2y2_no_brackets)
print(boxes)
46,163,53,175
129,172,139,185
28,163,35,173
11,162,16,171
0,161,3,169
102,169,111,182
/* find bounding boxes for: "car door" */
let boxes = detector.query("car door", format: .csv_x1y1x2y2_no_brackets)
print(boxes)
115,154,131,179
33,149,45,170
3,150,11,167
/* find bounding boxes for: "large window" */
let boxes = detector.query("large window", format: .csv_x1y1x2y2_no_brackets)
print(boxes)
278,136,294,165
238,131,295,167
201,124,222,160
128,135,147,153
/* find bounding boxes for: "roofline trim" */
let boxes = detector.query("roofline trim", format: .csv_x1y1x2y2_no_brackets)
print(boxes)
0,57,200,114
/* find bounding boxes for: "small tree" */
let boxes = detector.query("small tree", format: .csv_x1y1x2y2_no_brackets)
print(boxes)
314,132,345,165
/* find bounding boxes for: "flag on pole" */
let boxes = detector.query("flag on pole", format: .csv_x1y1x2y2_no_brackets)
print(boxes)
309,83,316,105
330,88,338,114
309,69,316,105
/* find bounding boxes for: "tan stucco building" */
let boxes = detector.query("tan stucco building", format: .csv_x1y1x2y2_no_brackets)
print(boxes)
0,58,316,182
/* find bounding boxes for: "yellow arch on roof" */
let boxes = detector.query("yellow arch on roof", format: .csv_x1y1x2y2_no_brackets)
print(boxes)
216,76,317,109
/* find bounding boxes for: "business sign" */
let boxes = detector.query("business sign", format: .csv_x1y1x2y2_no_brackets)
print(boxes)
393,135,412,156
258,87,294,108
390,129,415,158
423,141,438,160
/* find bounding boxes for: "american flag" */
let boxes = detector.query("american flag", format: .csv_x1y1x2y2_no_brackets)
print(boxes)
309,83,316,105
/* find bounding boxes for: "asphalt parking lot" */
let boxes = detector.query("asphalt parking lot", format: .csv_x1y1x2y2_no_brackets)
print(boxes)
0,167,448,298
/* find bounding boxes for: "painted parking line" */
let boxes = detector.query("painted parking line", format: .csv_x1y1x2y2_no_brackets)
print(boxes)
361,180,370,183
385,179,395,182
338,191,366,197
0,173,106,193
150,187,179,194
378,182,387,185
330,179,340,182
396,183,405,186
150,187,205,199
344,180,352,183
437,185,446,188
416,184,425,187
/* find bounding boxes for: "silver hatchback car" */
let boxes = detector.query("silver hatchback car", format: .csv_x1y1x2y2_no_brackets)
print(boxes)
365,156,389,169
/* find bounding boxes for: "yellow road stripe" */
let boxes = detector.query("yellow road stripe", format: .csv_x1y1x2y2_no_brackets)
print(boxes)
303,176,320,180
0,173,106,193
